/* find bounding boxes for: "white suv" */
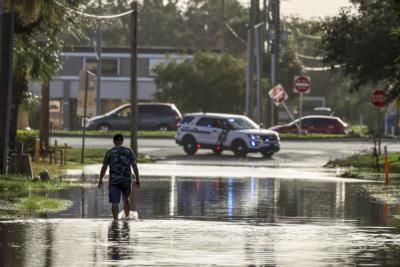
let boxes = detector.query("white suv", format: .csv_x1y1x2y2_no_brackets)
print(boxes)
175,113,280,157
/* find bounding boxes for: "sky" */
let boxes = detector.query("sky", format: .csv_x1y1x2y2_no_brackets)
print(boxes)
239,0,352,19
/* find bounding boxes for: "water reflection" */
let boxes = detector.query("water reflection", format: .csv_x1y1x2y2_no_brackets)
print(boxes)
1,176,400,266
46,176,392,226
107,221,132,261
1,219,400,266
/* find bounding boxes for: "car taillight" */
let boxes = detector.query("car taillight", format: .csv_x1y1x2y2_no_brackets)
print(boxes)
176,116,181,128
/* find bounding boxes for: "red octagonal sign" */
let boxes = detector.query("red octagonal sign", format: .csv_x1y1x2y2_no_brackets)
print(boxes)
294,75,311,93
370,89,386,107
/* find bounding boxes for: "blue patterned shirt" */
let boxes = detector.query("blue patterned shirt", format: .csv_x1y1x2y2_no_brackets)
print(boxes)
103,146,136,184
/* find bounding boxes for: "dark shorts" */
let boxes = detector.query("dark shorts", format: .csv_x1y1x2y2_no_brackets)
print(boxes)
109,182,132,204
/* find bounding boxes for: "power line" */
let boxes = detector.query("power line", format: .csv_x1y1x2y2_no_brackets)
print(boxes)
55,1,134,19
225,23,247,44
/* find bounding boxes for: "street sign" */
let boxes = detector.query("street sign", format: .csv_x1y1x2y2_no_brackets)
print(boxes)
370,89,386,107
294,75,311,94
269,84,288,106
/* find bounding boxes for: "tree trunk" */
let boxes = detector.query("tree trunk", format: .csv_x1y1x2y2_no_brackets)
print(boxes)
9,77,27,152
0,7,15,174
39,81,50,149
17,109,29,129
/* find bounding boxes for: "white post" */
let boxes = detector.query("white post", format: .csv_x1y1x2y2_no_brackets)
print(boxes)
255,24,262,123
299,93,303,131
245,28,251,116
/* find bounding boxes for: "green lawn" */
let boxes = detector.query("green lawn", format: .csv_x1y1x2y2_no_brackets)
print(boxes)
52,129,176,138
66,147,154,164
326,151,400,179
0,175,78,218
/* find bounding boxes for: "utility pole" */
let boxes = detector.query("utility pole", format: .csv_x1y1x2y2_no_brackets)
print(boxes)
219,0,225,52
0,1,15,175
262,0,269,126
95,0,102,115
246,0,258,118
255,23,262,124
130,1,138,156
268,0,280,126
39,81,50,150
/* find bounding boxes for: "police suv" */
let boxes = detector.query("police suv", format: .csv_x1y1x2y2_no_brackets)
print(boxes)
175,113,280,157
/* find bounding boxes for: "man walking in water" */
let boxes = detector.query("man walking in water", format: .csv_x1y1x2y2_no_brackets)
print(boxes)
98,134,140,220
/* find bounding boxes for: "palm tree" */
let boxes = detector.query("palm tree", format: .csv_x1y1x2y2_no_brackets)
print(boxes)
2,0,91,150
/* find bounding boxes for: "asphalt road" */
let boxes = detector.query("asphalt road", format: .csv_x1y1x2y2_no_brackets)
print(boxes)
51,136,400,168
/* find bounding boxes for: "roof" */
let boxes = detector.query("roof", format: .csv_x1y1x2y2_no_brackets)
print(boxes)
184,112,248,118
301,115,339,119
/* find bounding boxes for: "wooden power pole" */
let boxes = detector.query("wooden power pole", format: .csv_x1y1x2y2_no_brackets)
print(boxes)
130,1,138,156
0,1,15,175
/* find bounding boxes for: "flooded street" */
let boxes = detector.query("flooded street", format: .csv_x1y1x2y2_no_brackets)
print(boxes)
1,175,400,266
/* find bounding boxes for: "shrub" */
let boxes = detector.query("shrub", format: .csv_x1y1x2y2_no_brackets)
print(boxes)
16,129,38,154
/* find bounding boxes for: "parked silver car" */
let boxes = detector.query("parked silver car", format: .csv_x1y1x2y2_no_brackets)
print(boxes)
86,103,182,131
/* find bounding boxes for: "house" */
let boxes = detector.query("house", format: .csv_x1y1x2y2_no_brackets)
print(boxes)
29,46,193,130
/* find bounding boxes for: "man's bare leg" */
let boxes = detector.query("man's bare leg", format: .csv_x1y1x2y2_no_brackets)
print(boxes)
112,203,119,220
123,198,130,217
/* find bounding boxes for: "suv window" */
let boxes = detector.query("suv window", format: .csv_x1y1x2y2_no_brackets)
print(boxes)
322,118,335,126
139,105,173,115
116,107,130,118
196,117,218,128
301,118,314,127
181,116,195,125
227,117,258,130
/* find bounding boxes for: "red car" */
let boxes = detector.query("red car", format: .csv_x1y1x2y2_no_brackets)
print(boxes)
269,115,348,134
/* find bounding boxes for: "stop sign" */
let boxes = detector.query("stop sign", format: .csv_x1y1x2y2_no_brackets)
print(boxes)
268,84,288,106
370,89,386,107
294,75,311,93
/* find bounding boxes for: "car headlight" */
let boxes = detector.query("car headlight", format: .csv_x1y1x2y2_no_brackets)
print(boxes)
248,134,261,140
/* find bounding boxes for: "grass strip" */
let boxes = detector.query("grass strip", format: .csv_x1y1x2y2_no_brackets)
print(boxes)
326,152,400,178
52,130,176,138
66,147,154,164
0,175,78,218
0,175,76,198
15,196,72,213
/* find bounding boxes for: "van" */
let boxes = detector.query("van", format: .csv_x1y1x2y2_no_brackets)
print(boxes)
86,103,182,131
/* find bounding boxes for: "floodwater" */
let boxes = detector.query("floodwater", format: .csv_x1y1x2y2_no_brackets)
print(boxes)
1,176,400,266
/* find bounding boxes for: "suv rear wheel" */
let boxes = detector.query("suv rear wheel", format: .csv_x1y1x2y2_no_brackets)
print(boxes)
231,140,248,157
182,136,197,155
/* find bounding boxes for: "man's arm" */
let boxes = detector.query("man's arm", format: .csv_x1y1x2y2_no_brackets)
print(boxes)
98,164,108,188
131,160,140,189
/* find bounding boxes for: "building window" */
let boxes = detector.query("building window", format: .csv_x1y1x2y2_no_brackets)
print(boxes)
148,58,186,76
85,58,119,76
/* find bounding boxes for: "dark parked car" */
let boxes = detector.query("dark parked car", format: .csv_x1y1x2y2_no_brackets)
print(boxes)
269,115,348,134
86,103,182,131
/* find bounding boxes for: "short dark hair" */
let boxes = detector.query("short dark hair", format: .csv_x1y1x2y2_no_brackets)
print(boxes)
113,134,124,142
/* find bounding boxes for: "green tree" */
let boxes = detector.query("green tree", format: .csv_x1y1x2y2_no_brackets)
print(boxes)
153,51,245,114
318,0,400,94
63,0,249,55
3,0,89,149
